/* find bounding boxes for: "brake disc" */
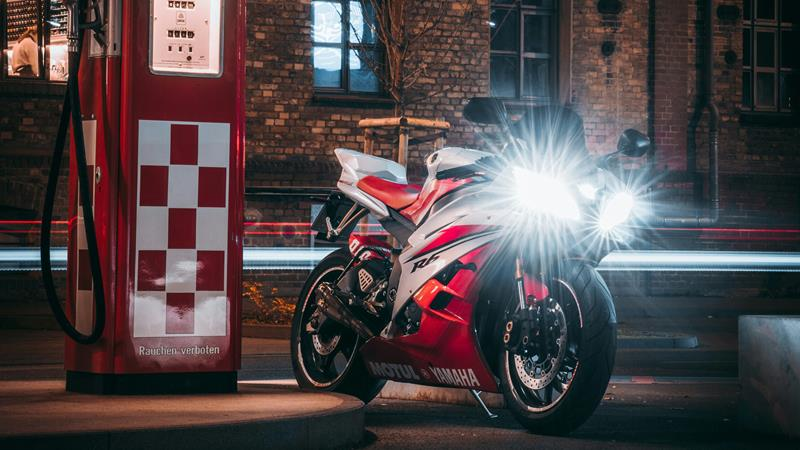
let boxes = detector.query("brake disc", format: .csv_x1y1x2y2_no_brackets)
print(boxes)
513,301,568,390
312,333,341,356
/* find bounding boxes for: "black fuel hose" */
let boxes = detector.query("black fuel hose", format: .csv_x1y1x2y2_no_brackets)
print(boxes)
41,27,106,345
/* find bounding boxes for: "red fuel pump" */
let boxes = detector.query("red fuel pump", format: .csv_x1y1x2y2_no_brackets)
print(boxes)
41,0,246,394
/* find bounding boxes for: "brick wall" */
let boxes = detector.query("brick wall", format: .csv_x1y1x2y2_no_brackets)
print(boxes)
570,0,649,157
1,0,800,305
245,0,490,185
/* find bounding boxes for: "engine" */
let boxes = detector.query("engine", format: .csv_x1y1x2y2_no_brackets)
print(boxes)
337,256,392,320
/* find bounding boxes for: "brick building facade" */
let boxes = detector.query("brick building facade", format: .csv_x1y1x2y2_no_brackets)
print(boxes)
1,0,798,306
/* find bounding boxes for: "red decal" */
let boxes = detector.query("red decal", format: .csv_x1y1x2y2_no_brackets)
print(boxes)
168,208,197,249
198,167,227,207
137,250,167,291
415,225,493,258
197,250,225,291
139,165,169,206
166,292,195,334
170,124,199,165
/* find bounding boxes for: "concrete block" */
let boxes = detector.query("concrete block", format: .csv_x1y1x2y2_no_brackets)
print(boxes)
739,315,800,437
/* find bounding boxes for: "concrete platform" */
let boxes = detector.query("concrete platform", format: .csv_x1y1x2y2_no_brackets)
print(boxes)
0,380,364,450
739,315,800,438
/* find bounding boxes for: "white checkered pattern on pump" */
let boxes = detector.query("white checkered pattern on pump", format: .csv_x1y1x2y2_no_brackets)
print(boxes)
133,120,230,338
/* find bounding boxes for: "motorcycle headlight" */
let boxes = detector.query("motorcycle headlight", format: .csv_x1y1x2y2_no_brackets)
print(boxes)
577,182,598,200
513,168,580,221
598,191,635,231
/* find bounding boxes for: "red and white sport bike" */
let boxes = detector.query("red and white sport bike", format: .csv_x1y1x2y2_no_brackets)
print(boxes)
291,98,650,435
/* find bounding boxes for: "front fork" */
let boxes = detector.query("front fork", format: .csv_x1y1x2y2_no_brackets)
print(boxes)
504,253,552,356
515,256,528,311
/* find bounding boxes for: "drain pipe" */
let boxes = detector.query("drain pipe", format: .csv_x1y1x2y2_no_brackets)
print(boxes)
657,0,720,227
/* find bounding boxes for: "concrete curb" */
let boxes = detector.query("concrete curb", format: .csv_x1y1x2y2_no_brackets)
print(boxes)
0,383,364,450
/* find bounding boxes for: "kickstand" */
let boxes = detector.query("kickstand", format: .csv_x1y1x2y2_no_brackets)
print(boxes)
469,389,498,419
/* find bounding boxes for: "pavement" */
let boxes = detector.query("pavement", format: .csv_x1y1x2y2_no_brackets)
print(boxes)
0,331,362,450
1,299,799,449
360,382,798,449
1,380,363,450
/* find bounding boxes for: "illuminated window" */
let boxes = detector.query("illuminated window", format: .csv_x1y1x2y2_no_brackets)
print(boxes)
490,0,558,103
2,0,68,82
742,0,797,112
312,0,381,94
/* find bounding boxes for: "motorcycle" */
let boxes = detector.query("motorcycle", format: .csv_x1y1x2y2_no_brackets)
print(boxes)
290,97,650,435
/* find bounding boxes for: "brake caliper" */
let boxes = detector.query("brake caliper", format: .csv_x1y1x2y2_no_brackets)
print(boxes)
503,306,541,357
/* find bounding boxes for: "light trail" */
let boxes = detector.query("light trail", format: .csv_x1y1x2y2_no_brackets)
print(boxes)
3,248,800,272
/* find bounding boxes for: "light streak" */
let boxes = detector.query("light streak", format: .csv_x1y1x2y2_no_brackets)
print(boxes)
3,248,800,272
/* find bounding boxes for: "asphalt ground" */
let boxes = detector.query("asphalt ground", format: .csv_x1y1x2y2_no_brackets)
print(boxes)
2,328,798,448
360,383,797,449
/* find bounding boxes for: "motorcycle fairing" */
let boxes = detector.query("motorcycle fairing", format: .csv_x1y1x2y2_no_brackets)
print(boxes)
334,148,409,219
359,243,500,392
335,146,514,391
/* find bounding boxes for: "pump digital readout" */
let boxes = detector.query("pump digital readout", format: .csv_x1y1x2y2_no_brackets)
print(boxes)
149,0,223,76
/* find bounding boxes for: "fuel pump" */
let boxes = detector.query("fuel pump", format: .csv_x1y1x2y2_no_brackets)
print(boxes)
41,0,246,394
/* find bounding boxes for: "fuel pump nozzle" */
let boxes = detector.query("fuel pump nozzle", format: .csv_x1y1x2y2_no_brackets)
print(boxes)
41,0,107,345
66,0,107,50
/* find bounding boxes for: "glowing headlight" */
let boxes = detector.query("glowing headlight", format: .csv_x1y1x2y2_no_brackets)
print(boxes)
598,192,635,231
577,182,598,200
513,168,580,220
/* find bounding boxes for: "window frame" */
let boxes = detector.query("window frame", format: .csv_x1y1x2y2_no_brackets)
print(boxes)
311,0,384,97
489,0,559,104
742,0,796,113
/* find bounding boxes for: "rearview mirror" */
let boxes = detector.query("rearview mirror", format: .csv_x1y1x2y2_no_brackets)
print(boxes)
463,97,507,125
616,129,650,157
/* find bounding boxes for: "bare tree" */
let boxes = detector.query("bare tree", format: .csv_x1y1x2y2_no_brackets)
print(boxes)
350,0,478,116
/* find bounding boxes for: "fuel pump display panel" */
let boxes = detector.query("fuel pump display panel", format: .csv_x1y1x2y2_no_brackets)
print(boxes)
150,0,223,76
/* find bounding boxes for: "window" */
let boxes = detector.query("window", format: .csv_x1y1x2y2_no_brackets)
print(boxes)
490,0,558,102
312,1,381,94
2,0,68,82
742,0,797,112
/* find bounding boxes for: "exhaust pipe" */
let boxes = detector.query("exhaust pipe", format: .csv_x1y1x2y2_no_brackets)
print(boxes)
315,283,375,340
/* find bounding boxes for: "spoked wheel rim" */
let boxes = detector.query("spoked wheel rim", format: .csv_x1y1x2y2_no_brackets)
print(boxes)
296,266,360,388
504,278,583,413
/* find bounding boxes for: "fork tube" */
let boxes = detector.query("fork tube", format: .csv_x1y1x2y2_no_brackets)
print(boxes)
515,254,526,310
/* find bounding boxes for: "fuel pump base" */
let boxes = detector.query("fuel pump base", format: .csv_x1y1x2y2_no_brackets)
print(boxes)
66,371,238,395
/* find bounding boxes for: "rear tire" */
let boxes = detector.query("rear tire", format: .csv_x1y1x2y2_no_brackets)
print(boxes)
290,248,385,403
499,260,616,435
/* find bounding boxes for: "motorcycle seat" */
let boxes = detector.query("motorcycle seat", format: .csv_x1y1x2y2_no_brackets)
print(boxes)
356,175,422,210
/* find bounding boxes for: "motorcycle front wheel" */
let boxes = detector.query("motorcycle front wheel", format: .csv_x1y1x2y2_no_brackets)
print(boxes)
290,248,385,403
498,260,617,435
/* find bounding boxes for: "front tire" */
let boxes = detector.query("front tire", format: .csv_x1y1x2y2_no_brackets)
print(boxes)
290,248,385,403
499,260,617,435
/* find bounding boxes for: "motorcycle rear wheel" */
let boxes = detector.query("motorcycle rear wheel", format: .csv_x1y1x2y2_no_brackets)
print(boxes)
498,260,617,435
290,248,385,403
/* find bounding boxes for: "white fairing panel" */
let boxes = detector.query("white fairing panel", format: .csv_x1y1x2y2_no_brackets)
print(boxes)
425,147,492,177
334,148,409,219
335,148,407,184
